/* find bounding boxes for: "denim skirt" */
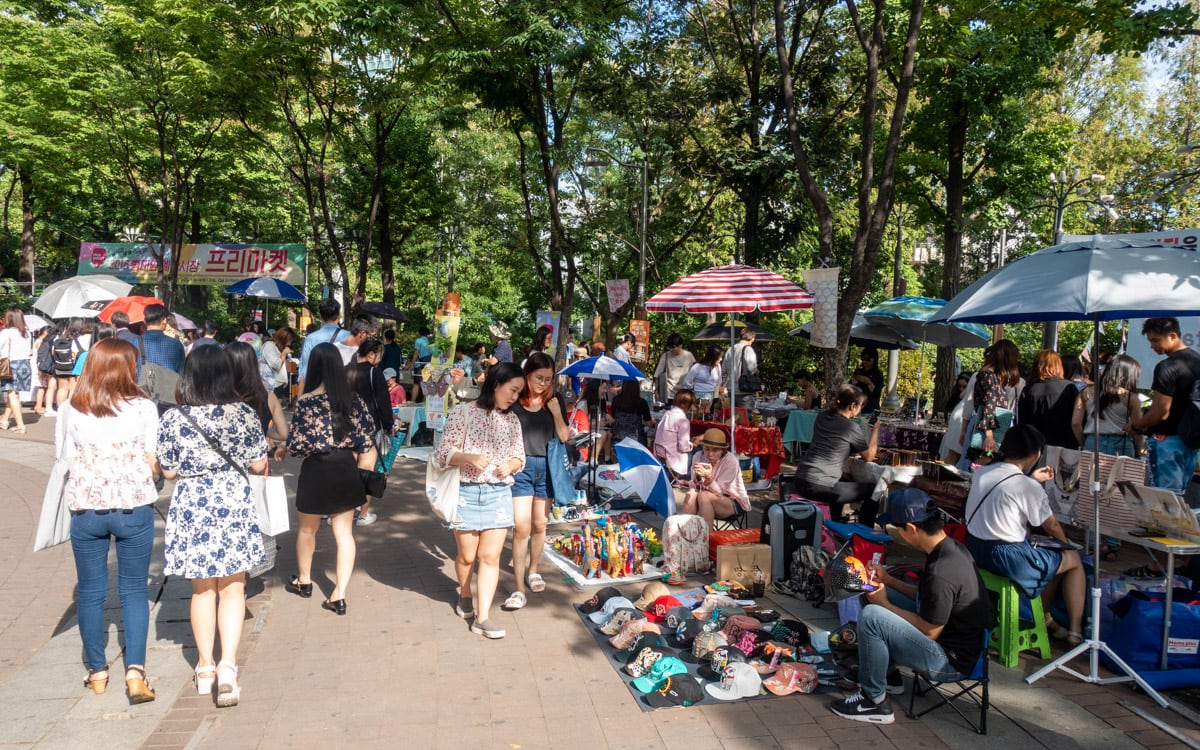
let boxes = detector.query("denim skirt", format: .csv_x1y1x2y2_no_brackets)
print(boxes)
450,482,514,532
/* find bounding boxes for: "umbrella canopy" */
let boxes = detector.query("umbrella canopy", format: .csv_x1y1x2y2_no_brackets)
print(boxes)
359,301,410,321
24,314,50,332
928,236,1200,324
863,296,990,348
33,276,132,319
789,312,917,350
645,263,814,314
225,277,307,302
693,319,774,342
172,312,198,330
614,437,674,517
97,295,165,324
558,355,647,382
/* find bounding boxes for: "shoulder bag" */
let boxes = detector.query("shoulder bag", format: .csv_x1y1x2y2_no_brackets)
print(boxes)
33,406,73,551
425,410,462,523
0,330,12,382
736,345,762,393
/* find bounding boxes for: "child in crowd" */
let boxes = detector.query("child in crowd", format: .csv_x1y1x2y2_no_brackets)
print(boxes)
383,368,407,406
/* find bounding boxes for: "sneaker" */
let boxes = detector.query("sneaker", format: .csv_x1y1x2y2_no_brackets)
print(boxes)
454,597,475,619
470,619,507,639
846,667,904,695
44,408,57,417
355,512,377,526
829,690,895,724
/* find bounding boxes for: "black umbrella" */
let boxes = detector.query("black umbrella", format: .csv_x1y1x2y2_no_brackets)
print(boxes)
692,320,774,342
359,301,410,321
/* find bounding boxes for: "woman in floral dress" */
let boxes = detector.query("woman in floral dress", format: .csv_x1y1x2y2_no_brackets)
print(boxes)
285,343,376,616
158,345,268,708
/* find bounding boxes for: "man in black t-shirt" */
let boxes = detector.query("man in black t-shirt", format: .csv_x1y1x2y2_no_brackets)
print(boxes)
1128,318,1200,492
830,489,991,725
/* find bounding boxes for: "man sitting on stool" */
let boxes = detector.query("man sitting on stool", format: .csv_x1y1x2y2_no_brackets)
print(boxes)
830,489,991,725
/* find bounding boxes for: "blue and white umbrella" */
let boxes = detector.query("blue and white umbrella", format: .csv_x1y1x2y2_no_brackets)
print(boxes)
558,355,646,382
614,437,673,517
863,295,989,349
225,277,307,329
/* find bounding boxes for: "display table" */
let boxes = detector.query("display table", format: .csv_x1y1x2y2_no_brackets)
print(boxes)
689,420,786,479
781,409,821,454
878,422,946,458
395,405,426,446
1108,529,1200,670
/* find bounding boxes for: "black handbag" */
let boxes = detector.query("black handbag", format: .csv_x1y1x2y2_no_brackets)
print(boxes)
736,345,762,392
360,468,387,498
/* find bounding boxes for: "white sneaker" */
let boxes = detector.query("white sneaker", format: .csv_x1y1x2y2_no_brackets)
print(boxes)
355,512,377,526
44,408,57,417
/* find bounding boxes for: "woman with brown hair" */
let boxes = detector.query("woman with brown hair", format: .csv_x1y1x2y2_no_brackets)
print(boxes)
60,338,161,703
259,326,296,402
960,338,1023,461
1018,350,1079,449
0,308,32,433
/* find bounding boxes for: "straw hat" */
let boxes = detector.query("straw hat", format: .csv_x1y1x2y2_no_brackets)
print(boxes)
698,428,729,450
488,321,511,339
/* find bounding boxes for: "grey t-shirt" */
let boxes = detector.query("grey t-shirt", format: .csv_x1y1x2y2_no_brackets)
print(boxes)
794,410,868,487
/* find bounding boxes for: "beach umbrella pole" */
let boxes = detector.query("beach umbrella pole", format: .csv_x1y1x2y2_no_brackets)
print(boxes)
729,313,737,454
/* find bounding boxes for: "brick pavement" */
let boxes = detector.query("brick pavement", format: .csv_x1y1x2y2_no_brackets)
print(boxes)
2,413,1200,749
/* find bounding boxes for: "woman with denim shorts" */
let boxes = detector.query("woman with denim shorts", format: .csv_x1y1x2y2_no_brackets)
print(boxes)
503,352,570,611
432,362,526,639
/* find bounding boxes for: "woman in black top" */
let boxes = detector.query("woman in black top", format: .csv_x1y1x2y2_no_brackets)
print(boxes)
505,352,570,611
609,380,652,445
345,337,395,526
851,347,884,414
1017,350,1079,449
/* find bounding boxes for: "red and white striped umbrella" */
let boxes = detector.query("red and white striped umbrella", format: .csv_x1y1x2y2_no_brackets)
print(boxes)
645,263,814,314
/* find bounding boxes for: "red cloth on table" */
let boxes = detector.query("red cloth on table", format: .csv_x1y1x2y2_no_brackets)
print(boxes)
689,420,786,479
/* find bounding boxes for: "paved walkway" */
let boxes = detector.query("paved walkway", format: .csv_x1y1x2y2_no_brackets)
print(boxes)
3,413,1200,749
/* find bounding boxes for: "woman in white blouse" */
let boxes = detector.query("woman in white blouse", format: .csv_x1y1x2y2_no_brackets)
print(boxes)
431,362,526,639
0,309,33,433
680,345,724,418
60,338,161,703
654,389,699,480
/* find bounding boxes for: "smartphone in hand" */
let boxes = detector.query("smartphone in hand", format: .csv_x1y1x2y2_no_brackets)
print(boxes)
869,410,880,426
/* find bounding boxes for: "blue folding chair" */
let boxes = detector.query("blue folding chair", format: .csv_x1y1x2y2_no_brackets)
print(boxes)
906,629,992,735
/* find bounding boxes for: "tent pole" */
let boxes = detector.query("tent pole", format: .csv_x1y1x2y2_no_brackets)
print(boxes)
729,312,737,455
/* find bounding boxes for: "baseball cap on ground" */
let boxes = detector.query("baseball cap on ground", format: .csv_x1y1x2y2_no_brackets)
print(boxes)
663,606,693,630
632,656,690,693
875,487,937,528
668,619,706,649
693,594,736,620
643,675,705,708
579,586,622,615
699,645,748,681
645,595,684,623
748,641,796,675
692,631,729,661
617,633,668,663
633,581,672,610
762,662,819,695
624,646,672,678
720,615,763,644
770,619,812,648
599,607,643,636
704,662,764,701
727,629,767,659
589,596,636,625
610,619,663,650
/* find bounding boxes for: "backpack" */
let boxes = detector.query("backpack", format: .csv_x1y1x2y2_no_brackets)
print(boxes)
51,337,78,375
785,545,830,606
36,337,55,374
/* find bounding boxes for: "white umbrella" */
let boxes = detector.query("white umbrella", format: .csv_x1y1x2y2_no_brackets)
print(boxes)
33,276,132,319
23,314,50,331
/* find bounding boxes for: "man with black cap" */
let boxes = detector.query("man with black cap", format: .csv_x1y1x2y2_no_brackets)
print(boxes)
829,488,990,725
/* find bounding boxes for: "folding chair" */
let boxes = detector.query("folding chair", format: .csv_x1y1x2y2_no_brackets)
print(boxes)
906,629,992,735
713,504,748,530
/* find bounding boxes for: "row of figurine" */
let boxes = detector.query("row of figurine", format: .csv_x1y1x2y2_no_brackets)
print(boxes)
551,519,661,579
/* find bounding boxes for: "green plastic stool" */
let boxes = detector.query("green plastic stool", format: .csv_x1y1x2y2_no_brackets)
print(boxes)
978,568,1051,668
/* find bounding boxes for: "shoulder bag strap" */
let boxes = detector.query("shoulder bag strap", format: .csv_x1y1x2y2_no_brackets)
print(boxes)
177,407,249,480
965,473,1022,528
136,334,147,365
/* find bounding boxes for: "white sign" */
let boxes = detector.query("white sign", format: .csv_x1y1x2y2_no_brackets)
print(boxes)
606,279,630,313
1168,637,1200,655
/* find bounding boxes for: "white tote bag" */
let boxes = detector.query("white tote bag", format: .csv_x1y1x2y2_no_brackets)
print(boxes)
249,475,290,536
425,459,461,523
33,459,72,552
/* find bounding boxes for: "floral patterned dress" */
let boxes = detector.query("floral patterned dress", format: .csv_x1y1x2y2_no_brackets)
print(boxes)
287,392,374,515
159,403,268,579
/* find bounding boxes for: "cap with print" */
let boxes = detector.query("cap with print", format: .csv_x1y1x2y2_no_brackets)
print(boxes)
632,656,690,693
875,487,937,528
762,662,819,696
599,607,643,636
624,645,672,678
704,662,764,701
692,631,729,661
693,594,736,620
720,615,763,644
616,633,668,663
667,618,706,649
769,619,812,648
579,586,622,615
748,641,796,675
663,606,693,631
588,596,635,625
642,675,705,708
699,645,747,681
728,629,767,658
633,581,672,610
645,595,684,623
609,618,662,650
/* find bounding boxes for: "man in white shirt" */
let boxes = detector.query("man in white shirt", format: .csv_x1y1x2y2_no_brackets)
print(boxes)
612,333,635,363
333,314,380,366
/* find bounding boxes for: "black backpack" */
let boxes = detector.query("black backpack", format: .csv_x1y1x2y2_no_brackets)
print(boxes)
36,337,55,373
51,337,78,374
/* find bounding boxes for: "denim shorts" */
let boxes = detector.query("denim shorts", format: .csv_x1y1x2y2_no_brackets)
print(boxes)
511,455,549,498
450,483,514,532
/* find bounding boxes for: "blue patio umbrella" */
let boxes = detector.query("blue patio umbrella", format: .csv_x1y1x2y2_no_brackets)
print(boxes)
614,438,674,517
225,277,307,328
558,355,646,382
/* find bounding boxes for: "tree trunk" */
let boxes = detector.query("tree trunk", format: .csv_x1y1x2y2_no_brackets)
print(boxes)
379,191,394,305
17,167,35,286
935,102,968,411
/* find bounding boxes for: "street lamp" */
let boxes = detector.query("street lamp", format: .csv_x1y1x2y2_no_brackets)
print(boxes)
585,146,649,317
1038,168,1118,350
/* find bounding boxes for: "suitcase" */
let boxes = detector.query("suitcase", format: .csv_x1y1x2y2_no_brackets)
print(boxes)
761,499,822,582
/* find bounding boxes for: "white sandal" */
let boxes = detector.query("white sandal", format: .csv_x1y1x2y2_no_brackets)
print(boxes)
195,664,216,695
215,661,239,707
502,591,527,610
527,573,546,593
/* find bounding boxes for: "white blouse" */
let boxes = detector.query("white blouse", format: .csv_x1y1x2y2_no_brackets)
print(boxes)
57,398,160,511
433,402,526,485
0,328,32,360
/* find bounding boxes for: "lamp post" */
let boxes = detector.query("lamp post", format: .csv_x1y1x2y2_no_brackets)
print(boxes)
1038,168,1117,351
585,146,649,317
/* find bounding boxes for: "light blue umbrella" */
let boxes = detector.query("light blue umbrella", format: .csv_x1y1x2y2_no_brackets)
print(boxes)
225,277,307,328
558,355,646,382
863,296,989,348
614,438,673,517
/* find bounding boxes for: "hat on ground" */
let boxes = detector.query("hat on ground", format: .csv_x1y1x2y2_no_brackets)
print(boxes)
663,606,693,631
876,488,938,528
610,619,663,650
667,618,706,649
589,596,636,625
692,630,729,661
642,675,705,708
762,662,819,695
645,595,684,623
624,645,673,678
720,615,763,644
488,321,511,339
698,428,729,450
617,633,668,663
769,619,812,648
704,662,764,701
633,581,672,611
727,629,767,659
579,586,622,615
699,645,748,681
632,656,690,693
694,594,737,620
382,368,398,380
748,641,797,675
599,607,644,636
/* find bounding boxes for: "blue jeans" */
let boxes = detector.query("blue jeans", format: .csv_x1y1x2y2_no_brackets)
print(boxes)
70,505,155,671
857,604,959,700
1149,434,1199,493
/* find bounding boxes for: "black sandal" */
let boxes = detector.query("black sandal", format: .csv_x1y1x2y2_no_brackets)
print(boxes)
286,575,313,598
1123,565,1163,578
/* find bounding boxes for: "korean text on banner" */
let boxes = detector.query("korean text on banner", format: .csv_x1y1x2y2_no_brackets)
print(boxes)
801,267,841,349
607,279,630,313
78,243,306,288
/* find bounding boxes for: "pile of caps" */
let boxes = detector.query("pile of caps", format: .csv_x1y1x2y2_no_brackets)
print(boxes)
551,518,659,580
579,582,840,708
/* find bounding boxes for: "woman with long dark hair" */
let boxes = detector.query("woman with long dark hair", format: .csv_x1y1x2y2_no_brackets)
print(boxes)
503,352,569,611
158,345,269,707
345,336,394,526
285,343,376,616
609,379,653,445
0,308,31,433
431,362,526,639
226,341,289,462
62,338,160,704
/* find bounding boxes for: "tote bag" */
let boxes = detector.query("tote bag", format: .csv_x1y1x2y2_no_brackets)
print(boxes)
547,436,576,506
33,459,72,551
249,475,290,536
426,459,460,523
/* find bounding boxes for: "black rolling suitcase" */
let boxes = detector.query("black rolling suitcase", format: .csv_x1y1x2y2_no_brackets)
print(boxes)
760,495,822,582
